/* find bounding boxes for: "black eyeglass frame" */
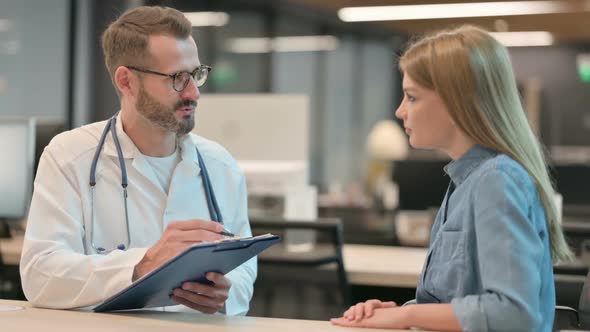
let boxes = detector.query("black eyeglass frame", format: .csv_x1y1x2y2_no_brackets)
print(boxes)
126,65,212,91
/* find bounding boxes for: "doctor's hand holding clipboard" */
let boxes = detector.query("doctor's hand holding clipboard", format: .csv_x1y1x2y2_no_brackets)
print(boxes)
132,219,231,314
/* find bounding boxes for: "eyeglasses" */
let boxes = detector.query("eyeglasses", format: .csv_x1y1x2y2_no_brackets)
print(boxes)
126,65,212,91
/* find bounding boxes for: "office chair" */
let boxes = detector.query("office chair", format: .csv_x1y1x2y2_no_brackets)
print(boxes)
553,265,590,330
552,220,590,330
248,217,351,320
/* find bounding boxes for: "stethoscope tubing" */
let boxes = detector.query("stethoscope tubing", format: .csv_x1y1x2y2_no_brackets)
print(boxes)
88,113,222,254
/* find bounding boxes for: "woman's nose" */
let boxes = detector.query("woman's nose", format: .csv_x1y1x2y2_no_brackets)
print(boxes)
395,101,405,120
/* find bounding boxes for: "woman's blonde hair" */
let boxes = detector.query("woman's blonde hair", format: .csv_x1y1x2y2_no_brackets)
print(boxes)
399,25,572,262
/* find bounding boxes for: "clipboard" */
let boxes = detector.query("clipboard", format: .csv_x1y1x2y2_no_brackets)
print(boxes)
93,234,280,312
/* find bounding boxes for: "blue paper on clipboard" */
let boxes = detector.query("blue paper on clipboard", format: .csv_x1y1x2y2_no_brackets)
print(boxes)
94,233,280,312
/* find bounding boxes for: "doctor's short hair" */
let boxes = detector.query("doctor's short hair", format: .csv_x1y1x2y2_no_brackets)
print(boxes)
101,6,192,94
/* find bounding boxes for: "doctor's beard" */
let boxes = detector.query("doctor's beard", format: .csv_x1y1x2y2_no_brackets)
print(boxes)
136,84,196,136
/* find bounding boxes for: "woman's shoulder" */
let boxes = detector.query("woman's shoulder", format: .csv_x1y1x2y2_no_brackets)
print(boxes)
469,153,541,218
474,153,535,191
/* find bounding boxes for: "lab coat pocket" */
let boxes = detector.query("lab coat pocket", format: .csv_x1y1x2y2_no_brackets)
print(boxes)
429,230,466,301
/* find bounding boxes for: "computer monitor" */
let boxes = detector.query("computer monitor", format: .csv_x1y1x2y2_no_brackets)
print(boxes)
392,159,450,211
551,164,590,210
34,121,66,177
194,94,309,162
193,94,310,193
0,118,36,232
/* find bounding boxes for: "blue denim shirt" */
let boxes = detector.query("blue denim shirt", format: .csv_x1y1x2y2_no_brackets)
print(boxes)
415,145,555,332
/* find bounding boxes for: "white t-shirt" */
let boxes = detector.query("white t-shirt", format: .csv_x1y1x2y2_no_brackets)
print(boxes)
143,148,181,194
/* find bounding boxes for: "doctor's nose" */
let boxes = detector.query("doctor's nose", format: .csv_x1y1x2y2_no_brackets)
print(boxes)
180,77,200,101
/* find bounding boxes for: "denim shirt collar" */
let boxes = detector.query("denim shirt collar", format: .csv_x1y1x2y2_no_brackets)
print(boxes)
444,144,498,186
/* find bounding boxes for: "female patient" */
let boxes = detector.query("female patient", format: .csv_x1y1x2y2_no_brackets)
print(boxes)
331,25,572,332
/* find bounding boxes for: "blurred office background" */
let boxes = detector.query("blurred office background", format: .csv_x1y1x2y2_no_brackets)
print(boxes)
1,0,590,322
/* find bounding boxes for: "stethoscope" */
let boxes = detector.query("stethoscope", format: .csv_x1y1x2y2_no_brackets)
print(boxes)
88,113,223,254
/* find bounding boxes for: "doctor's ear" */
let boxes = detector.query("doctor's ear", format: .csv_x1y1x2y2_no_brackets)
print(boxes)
114,66,136,98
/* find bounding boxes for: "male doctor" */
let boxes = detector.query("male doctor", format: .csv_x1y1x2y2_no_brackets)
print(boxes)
20,6,255,315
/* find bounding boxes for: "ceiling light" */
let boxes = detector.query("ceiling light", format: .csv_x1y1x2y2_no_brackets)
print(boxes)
184,12,229,27
489,31,554,47
338,1,575,22
225,36,339,53
226,38,271,53
272,36,339,52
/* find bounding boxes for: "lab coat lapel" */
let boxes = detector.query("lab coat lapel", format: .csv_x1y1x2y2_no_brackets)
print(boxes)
168,135,201,206
102,113,163,195
163,135,204,225
102,113,134,159
178,134,201,178
130,154,161,194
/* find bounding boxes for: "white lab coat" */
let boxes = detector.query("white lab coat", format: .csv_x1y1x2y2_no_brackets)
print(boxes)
20,113,256,315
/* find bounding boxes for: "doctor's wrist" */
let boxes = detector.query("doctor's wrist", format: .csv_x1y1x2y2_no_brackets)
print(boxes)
132,263,145,282
132,255,153,281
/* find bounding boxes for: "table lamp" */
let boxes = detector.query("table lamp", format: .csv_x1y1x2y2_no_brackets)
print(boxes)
366,119,409,211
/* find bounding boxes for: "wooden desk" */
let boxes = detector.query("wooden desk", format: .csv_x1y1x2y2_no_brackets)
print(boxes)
343,245,426,288
1,236,427,288
0,299,410,332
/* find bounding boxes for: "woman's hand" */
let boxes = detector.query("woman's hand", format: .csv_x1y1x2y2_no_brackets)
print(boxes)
332,303,463,331
341,299,397,321
331,306,410,329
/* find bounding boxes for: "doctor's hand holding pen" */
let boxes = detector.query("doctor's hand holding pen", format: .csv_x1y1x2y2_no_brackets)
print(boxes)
132,219,232,314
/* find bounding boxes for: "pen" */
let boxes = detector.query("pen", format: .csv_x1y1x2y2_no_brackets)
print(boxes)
219,227,235,237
